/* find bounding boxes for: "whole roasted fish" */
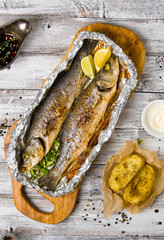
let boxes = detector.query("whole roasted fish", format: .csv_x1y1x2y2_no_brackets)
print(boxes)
22,40,97,171
38,56,119,191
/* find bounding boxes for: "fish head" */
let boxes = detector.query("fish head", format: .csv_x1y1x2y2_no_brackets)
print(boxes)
22,138,44,171
95,56,119,91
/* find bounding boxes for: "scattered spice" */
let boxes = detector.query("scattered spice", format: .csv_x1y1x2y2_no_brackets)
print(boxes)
9,227,13,233
154,209,159,213
0,120,8,136
0,130,4,137
81,200,133,228
157,221,162,225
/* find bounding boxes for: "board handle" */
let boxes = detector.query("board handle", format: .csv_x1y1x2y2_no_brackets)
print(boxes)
4,121,79,224
9,173,79,224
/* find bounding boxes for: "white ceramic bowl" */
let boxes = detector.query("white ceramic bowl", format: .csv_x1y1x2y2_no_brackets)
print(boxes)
142,100,164,138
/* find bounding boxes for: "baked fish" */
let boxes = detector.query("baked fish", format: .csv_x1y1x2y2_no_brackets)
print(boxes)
38,56,119,191
22,40,97,171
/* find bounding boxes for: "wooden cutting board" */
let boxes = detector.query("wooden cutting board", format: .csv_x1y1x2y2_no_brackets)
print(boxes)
4,23,145,224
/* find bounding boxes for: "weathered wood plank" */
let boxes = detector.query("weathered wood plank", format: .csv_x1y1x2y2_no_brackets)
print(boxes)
0,0,164,20
0,194,164,238
0,54,163,91
0,236,163,240
2,236,163,240
0,55,61,90
0,91,164,131
0,17,164,55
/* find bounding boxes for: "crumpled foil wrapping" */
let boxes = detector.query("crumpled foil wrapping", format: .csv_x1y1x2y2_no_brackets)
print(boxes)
7,31,138,197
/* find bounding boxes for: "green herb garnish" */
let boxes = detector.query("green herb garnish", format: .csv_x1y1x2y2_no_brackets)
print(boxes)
137,138,143,144
30,139,61,180
137,137,152,144
41,168,49,175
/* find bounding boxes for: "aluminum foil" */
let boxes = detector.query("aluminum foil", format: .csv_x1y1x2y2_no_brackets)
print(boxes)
7,31,138,197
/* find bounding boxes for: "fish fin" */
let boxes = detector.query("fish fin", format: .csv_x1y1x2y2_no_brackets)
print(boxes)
38,173,60,191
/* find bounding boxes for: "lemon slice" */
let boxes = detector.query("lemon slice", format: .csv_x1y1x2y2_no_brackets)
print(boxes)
94,48,111,72
81,55,95,78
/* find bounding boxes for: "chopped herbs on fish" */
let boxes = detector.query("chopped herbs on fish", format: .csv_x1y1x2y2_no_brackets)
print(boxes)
29,140,61,179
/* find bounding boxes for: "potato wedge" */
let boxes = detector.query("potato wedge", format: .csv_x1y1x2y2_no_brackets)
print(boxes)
108,154,145,191
123,164,155,205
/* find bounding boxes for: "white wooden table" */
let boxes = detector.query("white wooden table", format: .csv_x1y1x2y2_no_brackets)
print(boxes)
0,1,164,239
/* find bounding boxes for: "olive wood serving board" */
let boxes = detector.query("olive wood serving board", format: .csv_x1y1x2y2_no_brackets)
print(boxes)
4,23,145,224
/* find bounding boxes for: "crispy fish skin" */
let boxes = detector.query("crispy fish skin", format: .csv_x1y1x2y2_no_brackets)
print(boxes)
22,40,97,171
38,57,119,191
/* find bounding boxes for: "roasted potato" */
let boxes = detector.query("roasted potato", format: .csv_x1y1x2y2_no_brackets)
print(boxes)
123,164,155,205
108,154,145,192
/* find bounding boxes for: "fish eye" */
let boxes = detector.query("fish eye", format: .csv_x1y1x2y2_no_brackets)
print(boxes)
23,153,29,160
103,63,111,71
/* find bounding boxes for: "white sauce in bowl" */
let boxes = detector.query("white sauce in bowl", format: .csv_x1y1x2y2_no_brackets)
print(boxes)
146,104,164,133
142,100,164,137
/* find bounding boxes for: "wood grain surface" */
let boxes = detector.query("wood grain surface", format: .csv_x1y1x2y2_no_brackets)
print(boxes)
3,22,145,225
0,0,164,239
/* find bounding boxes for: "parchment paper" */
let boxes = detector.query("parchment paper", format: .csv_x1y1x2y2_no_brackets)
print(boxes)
102,140,164,218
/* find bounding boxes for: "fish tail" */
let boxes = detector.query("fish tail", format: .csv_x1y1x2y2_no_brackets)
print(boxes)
38,173,60,191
